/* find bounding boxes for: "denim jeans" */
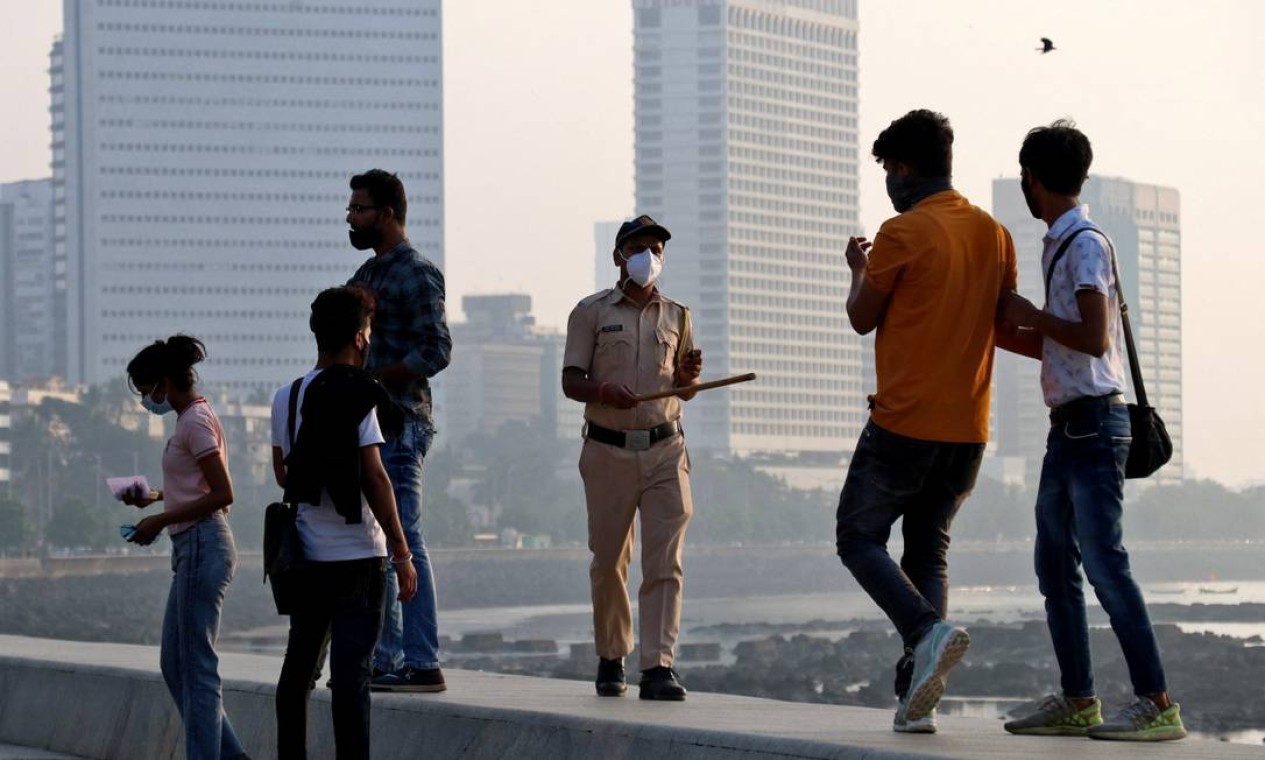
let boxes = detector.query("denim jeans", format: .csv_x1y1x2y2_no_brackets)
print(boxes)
276,558,387,760
835,420,984,698
160,512,245,760
1035,402,1167,698
373,415,440,672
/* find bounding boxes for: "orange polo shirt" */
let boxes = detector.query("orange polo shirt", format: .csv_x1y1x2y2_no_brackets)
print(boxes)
865,190,1017,443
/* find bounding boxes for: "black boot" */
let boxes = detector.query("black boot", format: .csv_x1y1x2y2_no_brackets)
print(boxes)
639,666,687,701
596,657,627,697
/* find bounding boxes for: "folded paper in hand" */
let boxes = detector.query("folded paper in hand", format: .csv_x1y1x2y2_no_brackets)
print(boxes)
106,475,153,501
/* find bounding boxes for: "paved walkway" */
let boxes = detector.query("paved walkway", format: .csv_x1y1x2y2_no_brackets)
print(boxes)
0,635,1259,759
0,745,86,760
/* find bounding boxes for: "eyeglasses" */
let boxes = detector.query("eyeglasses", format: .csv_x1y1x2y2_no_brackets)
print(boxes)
345,204,380,214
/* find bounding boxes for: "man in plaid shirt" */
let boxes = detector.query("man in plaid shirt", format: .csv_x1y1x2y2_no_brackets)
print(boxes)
345,169,452,693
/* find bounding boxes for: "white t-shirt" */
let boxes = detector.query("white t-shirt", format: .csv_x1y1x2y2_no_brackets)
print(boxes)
271,369,387,561
1039,206,1129,408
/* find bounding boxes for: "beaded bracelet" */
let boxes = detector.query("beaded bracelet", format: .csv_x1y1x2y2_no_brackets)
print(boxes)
389,552,413,565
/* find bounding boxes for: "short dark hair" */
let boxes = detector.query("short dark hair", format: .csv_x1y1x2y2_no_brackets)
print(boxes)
871,109,954,178
310,286,375,354
349,169,407,224
126,335,206,393
1019,120,1093,195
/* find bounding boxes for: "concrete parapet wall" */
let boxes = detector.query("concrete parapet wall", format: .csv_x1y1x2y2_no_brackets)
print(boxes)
0,636,1256,760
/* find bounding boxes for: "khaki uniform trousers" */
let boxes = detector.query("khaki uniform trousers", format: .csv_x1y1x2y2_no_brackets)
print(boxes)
578,432,693,672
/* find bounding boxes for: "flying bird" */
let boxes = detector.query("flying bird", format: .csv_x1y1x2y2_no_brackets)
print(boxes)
1038,37,1056,54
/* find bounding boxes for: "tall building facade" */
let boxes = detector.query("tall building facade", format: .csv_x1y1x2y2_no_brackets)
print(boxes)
0,180,58,383
632,0,863,456
593,220,624,291
55,0,443,392
992,176,1183,484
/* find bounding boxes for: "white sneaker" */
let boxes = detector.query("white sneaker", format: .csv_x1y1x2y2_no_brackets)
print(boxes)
894,698,937,733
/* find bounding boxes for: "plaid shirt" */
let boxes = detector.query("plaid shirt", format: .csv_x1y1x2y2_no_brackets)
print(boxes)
348,241,452,422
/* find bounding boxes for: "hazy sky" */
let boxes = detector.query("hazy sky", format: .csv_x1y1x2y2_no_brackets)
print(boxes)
2,1,1262,485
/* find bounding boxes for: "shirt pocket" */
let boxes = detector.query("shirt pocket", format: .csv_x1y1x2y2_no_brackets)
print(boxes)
655,325,681,372
594,330,635,372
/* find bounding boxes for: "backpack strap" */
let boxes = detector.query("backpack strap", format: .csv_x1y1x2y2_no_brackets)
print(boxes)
286,377,303,449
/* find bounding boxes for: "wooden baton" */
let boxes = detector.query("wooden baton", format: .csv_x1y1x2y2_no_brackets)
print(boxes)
632,372,756,402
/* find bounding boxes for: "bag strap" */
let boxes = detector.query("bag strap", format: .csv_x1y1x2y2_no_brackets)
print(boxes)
1047,226,1151,409
286,377,303,449
1095,230,1151,409
1043,226,1094,302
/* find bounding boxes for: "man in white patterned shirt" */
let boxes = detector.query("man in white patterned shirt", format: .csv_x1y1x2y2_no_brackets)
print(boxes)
998,121,1185,742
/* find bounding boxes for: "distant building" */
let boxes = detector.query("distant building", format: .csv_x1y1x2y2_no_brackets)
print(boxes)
442,295,582,447
992,175,1183,485
54,0,444,392
0,382,11,488
212,397,273,488
0,179,58,384
632,0,864,457
593,220,624,292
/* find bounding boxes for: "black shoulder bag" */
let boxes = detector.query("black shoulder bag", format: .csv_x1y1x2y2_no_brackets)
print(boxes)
263,378,307,614
1045,227,1173,479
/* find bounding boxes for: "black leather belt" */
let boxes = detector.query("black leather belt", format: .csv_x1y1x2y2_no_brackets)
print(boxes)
586,420,681,451
1050,393,1126,425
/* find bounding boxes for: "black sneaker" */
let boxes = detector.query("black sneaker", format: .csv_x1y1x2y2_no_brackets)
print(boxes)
595,657,627,697
327,666,387,690
370,666,447,693
639,666,686,701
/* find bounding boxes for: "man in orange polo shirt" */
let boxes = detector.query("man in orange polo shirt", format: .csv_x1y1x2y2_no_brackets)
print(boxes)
836,110,1017,733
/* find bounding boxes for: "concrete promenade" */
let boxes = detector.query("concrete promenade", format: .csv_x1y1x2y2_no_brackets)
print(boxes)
0,634,1257,759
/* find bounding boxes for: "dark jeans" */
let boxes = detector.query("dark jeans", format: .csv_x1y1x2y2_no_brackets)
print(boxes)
1035,402,1167,698
374,415,441,673
276,558,387,760
836,420,984,698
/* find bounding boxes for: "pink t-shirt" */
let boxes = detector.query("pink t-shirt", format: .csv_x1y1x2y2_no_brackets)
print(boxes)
161,398,230,535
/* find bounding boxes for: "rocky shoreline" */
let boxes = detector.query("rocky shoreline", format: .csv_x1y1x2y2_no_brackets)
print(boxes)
1,568,1261,736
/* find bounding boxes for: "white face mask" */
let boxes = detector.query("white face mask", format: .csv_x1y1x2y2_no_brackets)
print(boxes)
620,249,663,288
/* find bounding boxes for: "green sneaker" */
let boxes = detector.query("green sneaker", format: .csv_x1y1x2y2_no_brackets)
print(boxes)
1004,694,1102,736
1088,698,1187,742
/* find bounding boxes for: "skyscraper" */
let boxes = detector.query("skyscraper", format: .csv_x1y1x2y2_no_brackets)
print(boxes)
0,179,58,383
593,220,624,292
632,0,863,457
992,175,1183,484
55,0,444,392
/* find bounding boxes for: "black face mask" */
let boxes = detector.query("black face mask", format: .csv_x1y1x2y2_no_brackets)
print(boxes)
1020,175,1041,220
885,173,952,214
348,226,381,251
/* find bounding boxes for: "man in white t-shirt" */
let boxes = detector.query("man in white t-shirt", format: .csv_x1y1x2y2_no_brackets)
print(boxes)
270,286,417,760
998,121,1185,742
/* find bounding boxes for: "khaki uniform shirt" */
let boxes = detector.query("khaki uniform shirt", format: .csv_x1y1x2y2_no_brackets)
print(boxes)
563,287,694,431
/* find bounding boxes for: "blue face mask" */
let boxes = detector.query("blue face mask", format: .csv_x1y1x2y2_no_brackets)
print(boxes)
141,392,174,416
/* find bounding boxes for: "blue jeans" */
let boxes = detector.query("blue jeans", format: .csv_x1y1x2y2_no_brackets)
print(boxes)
277,558,387,760
836,420,984,698
161,512,245,760
373,415,440,672
1035,402,1167,698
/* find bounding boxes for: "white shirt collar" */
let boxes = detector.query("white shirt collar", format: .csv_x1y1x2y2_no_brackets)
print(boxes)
1045,204,1091,242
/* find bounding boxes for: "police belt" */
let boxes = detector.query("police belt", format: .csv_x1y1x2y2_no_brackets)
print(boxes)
1049,393,1126,425
586,420,681,451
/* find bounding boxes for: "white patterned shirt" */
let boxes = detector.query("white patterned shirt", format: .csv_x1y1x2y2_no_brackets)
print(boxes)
1039,205,1129,408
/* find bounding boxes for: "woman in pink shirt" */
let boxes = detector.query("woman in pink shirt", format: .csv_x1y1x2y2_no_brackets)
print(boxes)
123,335,249,760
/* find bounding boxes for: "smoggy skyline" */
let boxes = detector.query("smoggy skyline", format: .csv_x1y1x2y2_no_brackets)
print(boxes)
1,1,1262,485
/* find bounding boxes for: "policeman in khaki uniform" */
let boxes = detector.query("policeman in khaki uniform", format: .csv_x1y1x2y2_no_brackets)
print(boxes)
562,215,702,701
